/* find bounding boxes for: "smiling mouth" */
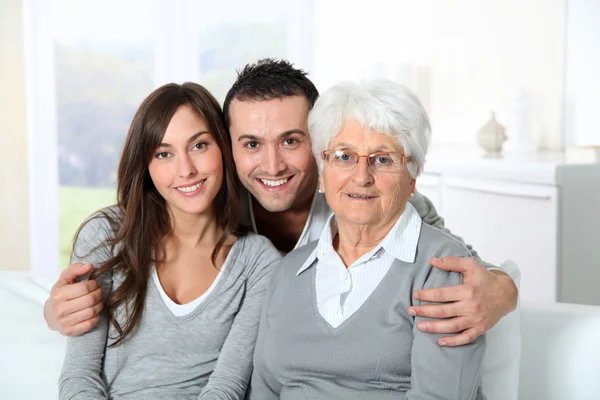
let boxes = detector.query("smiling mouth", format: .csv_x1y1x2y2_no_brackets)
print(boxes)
347,193,377,199
257,176,293,188
176,180,205,193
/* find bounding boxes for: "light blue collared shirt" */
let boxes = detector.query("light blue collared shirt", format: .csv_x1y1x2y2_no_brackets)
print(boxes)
297,202,423,328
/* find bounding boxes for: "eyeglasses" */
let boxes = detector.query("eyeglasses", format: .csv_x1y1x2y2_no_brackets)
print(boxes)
321,149,412,172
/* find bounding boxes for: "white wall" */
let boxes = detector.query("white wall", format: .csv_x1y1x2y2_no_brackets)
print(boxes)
312,0,566,150
0,0,30,271
565,0,600,147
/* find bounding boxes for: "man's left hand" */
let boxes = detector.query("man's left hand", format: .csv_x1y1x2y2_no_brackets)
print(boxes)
408,256,518,347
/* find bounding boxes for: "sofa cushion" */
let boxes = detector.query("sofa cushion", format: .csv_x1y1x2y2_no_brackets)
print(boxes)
519,301,600,400
0,272,66,399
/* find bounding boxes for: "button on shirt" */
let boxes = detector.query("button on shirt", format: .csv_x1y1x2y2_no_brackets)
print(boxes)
297,202,423,328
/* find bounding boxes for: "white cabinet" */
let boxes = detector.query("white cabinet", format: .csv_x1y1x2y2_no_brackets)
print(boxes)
440,177,558,303
418,148,600,305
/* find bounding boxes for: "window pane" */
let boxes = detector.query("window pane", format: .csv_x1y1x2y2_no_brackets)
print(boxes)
53,0,154,268
198,22,287,104
190,0,293,104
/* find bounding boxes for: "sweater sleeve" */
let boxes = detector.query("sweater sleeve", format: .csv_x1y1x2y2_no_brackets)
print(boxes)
407,246,486,400
58,214,114,400
408,189,501,271
198,235,282,400
245,250,289,400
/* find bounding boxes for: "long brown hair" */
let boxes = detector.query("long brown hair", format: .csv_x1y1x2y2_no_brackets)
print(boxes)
74,82,244,346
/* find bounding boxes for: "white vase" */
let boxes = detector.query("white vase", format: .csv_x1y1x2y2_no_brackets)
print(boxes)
477,112,507,155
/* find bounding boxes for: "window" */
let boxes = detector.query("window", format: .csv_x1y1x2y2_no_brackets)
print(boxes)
565,0,600,147
25,0,313,278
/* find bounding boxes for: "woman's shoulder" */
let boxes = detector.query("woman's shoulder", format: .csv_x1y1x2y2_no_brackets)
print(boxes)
69,206,121,271
418,223,472,260
416,224,472,288
234,232,282,269
72,206,121,258
78,205,121,233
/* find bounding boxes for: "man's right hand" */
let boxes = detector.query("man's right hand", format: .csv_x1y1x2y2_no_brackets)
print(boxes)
44,262,104,336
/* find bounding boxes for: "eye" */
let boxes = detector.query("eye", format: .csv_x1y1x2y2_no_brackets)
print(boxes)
372,154,394,165
283,138,298,146
333,150,352,162
244,141,260,150
192,141,207,151
335,151,352,161
155,151,171,159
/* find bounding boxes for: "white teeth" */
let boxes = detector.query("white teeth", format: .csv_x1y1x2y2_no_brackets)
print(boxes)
176,181,203,193
260,178,289,187
349,194,372,199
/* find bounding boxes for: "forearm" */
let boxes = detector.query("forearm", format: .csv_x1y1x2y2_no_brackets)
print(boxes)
199,260,278,400
59,313,109,399
492,270,518,313
59,376,108,400
198,379,246,400
44,298,59,331
246,261,283,400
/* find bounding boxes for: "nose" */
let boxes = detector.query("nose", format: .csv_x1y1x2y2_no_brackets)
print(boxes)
178,153,197,178
351,157,374,187
263,145,287,176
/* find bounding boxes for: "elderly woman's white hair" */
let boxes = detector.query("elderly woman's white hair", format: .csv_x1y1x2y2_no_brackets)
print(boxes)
308,79,431,178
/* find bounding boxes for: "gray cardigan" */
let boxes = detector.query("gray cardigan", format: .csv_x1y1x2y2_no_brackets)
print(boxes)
249,222,486,400
59,211,282,400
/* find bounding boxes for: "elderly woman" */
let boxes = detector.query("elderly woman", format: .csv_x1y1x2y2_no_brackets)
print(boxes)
248,79,485,400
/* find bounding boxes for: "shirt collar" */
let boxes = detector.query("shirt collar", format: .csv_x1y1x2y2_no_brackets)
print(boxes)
296,202,422,275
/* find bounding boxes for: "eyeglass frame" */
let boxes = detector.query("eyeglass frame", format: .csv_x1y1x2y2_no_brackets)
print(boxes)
320,149,413,171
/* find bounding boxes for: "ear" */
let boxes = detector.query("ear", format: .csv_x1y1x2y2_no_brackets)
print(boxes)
317,167,325,193
318,179,325,194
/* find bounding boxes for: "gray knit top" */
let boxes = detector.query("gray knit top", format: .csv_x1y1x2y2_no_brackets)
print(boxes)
249,222,486,400
59,210,282,400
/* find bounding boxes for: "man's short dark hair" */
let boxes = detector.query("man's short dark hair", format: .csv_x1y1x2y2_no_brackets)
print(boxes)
223,58,319,128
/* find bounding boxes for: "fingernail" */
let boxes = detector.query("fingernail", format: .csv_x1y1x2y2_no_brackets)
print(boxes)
440,340,447,346
417,322,427,332
408,308,416,316
413,292,420,300
432,257,441,263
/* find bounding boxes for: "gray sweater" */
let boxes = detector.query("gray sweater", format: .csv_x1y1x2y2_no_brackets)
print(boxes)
249,223,486,400
59,212,282,400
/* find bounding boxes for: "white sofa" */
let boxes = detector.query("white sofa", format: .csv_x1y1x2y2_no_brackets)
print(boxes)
1,271,600,400
519,302,600,400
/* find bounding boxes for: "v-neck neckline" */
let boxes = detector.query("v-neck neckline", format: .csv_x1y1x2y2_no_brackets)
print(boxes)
150,236,240,323
308,258,403,334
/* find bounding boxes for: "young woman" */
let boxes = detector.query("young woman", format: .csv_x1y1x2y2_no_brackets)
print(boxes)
59,82,281,400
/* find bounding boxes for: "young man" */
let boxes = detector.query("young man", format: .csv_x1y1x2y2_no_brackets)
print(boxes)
45,59,517,347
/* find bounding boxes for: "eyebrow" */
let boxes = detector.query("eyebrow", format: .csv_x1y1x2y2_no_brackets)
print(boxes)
237,129,307,142
158,131,210,147
333,142,398,152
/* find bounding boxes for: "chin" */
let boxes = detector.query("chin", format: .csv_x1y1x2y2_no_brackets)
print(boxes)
257,199,294,213
248,188,292,212
338,212,378,226
170,199,214,217
253,195,295,212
